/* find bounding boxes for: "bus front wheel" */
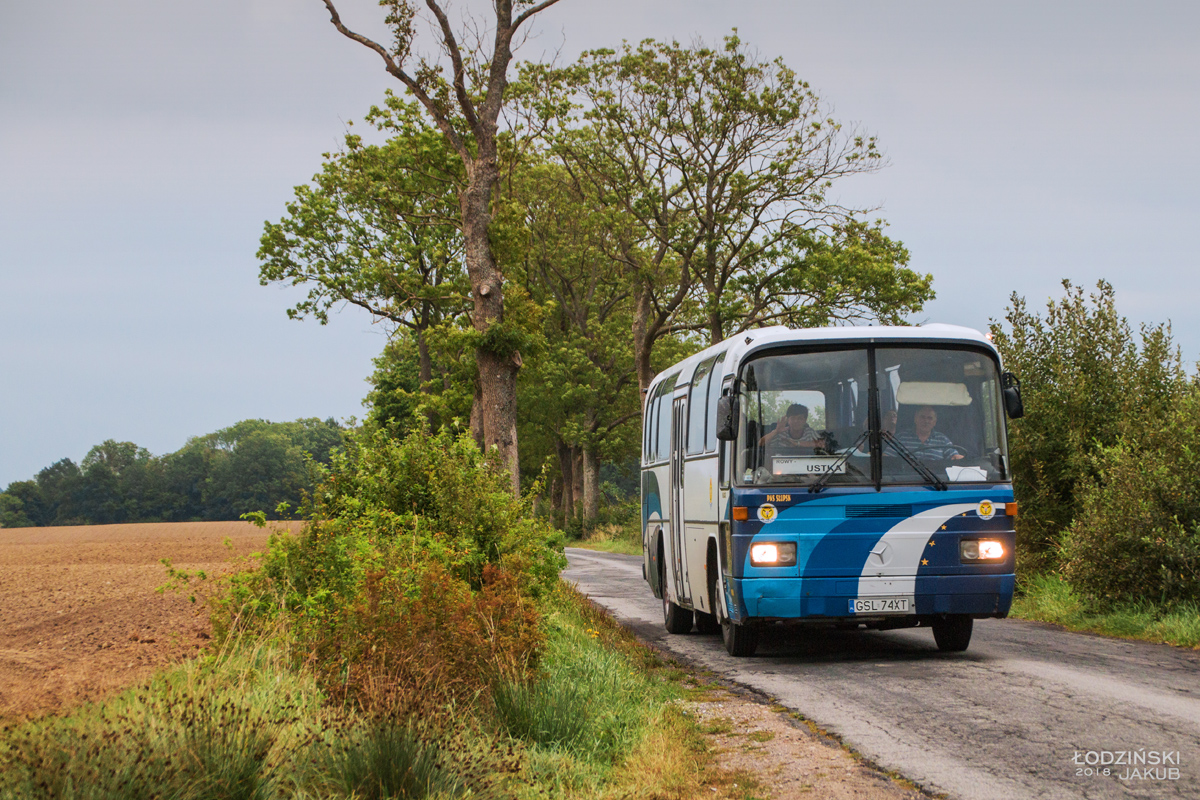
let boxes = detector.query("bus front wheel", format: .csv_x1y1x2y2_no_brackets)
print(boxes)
721,618,758,657
932,615,973,652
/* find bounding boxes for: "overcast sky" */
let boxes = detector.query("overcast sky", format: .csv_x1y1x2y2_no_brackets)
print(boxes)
2,1,1198,487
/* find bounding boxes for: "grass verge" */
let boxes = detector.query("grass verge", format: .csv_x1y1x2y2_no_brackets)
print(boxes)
1011,573,1200,648
565,522,642,556
0,583,756,800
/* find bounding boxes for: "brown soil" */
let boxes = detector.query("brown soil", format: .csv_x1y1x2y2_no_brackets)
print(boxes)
0,521,293,721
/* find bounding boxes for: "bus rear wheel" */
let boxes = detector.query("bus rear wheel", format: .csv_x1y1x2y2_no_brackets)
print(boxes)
695,557,720,634
661,563,694,634
721,618,758,657
932,615,973,652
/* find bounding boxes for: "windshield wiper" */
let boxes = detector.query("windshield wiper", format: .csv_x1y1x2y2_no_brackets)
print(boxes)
881,431,947,491
809,429,869,494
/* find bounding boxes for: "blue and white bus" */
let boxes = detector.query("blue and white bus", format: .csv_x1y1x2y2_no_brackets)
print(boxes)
641,324,1024,656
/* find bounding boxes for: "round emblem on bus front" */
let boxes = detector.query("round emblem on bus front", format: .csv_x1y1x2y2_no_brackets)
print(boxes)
757,503,778,524
977,500,995,520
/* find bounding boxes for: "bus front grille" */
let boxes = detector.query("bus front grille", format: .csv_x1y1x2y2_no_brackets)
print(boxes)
844,504,913,518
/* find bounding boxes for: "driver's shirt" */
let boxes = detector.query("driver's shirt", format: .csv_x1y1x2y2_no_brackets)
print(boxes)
767,424,821,454
894,429,957,460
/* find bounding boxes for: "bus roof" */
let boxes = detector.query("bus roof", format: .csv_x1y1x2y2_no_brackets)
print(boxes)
647,324,999,395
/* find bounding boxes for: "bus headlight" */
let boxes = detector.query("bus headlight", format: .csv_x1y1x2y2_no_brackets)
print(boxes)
750,542,797,567
960,539,1004,562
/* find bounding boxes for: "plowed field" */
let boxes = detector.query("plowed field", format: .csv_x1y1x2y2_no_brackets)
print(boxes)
0,521,295,720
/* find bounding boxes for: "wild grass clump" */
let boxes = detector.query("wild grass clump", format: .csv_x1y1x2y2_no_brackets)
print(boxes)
314,719,514,800
493,615,653,763
0,640,319,800
1012,573,1200,648
490,583,671,798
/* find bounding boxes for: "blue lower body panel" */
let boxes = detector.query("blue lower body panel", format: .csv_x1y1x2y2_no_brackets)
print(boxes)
734,574,1015,620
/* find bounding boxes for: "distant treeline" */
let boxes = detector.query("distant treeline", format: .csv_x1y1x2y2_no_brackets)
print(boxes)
0,418,343,528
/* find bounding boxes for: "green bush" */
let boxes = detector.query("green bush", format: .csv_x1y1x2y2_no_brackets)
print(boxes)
215,426,565,715
991,279,1187,571
1059,393,1200,605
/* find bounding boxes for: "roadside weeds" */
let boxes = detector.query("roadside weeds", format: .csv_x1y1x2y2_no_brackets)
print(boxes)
1011,573,1200,649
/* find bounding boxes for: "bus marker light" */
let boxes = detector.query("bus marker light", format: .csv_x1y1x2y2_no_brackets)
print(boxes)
732,506,749,521
1006,502,1018,517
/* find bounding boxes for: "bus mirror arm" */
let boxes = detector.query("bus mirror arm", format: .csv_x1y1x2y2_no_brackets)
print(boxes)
715,395,737,441
1002,372,1025,420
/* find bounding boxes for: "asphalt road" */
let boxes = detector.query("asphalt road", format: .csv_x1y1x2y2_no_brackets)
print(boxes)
564,548,1200,800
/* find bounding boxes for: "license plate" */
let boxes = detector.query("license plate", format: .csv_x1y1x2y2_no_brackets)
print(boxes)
850,596,914,614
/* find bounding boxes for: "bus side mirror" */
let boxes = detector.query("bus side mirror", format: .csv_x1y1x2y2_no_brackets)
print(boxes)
1002,372,1024,420
715,395,737,440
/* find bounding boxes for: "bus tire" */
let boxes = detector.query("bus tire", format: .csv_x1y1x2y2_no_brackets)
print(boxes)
932,615,973,652
661,561,694,634
695,547,721,634
721,618,758,657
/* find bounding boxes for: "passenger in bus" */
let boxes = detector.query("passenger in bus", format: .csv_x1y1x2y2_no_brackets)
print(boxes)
896,405,964,460
759,404,827,453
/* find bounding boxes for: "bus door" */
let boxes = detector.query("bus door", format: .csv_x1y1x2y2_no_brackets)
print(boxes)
671,396,691,604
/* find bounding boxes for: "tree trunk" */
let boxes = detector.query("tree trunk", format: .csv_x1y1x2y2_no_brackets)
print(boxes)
556,439,575,524
319,0,573,497
633,285,655,402
581,445,600,527
470,380,485,451
462,147,520,494
572,448,584,518
416,328,433,389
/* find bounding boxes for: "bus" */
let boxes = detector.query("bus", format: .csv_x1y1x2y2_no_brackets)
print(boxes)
640,324,1024,656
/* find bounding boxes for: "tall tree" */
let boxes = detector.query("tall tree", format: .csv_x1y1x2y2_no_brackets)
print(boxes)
259,96,469,398
506,162,643,522
529,34,930,395
318,0,566,492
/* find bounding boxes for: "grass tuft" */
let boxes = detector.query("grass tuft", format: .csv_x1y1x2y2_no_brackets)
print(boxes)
321,721,466,800
1012,573,1200,648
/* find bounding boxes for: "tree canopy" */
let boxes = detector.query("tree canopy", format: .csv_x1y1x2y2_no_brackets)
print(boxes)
264,28,934,521
0,419,344,528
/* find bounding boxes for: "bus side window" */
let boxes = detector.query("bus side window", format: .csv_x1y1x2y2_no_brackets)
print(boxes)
687,357,715,456
704,353,727,452
718,378,734,488
644,388,657,463
655,374,677,461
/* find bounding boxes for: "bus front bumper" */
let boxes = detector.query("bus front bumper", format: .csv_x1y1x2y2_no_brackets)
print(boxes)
730,574,1016,621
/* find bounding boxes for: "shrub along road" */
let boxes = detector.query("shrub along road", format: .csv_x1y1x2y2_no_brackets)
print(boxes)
564,548,1200,800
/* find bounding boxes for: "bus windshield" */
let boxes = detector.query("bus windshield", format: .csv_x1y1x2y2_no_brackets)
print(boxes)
735,345,1009,487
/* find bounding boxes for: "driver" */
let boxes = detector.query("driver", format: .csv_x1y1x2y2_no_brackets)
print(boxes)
896,405,964,461
760,403,826,453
